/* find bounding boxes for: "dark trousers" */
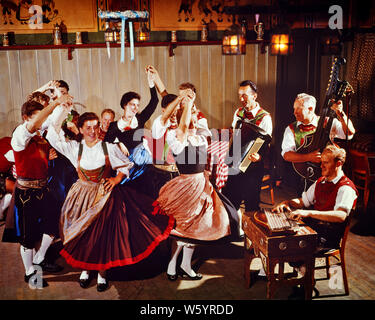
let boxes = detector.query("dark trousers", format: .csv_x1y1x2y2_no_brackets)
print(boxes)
221,161,264,212
14,186,59,249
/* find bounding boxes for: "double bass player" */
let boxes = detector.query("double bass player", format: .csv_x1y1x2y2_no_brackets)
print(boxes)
281,93,355,191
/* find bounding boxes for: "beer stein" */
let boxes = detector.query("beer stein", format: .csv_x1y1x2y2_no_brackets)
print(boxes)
254,22,264,41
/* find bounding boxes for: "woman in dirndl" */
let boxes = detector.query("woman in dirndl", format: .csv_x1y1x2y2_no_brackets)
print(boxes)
103,66,158,192
152,91,239,281
46,110,174,292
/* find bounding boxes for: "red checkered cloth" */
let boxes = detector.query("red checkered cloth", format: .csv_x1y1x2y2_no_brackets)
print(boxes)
207,140,229,190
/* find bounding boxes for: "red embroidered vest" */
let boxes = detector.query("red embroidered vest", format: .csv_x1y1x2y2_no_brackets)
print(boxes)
314,175,358,211
13,135,50,179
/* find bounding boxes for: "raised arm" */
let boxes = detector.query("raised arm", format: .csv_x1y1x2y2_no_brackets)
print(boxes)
146,65,168,97
160,95,183,126
26,94,72,134
32,80,60,95
176,94,194,143
138,67,159,124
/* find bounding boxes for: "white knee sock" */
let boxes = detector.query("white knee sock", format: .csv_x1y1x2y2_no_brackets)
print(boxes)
181,244,197,277
167,241,184,275
20,245,35,276
97,271,106,284
33,234,54,264
80,270,89,280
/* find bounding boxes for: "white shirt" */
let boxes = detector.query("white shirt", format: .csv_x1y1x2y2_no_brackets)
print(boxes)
11,122,38,152
152,113,212,140
152,115,169,140
281,116,354,157
166,129,208,156
302,170,357,215
117,116,138,132
4,150,14,163
231,104,273,136
46,126,133,175
196,116,212,137
11,104,71,152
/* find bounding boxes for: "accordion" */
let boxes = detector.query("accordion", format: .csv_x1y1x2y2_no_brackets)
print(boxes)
225,118,271,173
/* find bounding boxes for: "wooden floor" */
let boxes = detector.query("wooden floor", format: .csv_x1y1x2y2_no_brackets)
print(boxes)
0,184,375,301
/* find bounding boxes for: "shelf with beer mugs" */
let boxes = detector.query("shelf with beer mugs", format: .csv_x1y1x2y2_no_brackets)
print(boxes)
0,39,268,51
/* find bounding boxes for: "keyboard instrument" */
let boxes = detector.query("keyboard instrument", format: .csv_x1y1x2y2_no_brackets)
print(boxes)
242,210,318,299
263,209,299,232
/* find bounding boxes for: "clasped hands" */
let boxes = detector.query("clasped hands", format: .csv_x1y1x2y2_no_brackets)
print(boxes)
56,94,74,110
179,89,196,108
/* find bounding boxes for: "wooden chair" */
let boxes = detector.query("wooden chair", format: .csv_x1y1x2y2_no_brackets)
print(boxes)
313,210,354,297
348,149,375,212
261,144,276,205
261,174,274,205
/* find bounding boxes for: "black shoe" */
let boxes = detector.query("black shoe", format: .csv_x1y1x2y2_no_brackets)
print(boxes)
178,267,203,280
24,270,37,283
166,273,178,281
79,277,92,289
97,281,109,292
34,259,63,273
24,270,48,288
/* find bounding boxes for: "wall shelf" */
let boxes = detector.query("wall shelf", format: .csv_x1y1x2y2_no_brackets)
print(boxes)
0,40,268,51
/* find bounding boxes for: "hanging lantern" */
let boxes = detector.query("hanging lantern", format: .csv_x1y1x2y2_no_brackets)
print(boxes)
222,22,246,55
270,27,293,55
137,22,150,42
104,21,114,43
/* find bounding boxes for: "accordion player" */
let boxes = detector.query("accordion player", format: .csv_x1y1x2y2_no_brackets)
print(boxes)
225,118,272,174
221,116,272,212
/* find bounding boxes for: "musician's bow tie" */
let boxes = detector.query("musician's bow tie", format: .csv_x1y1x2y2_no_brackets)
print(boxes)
298,123,316,132
244,110,254,119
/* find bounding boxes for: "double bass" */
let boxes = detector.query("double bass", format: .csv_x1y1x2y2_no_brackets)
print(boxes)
293,57,351,182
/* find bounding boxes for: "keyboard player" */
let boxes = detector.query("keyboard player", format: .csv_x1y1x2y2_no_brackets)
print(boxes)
272,145,358,279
